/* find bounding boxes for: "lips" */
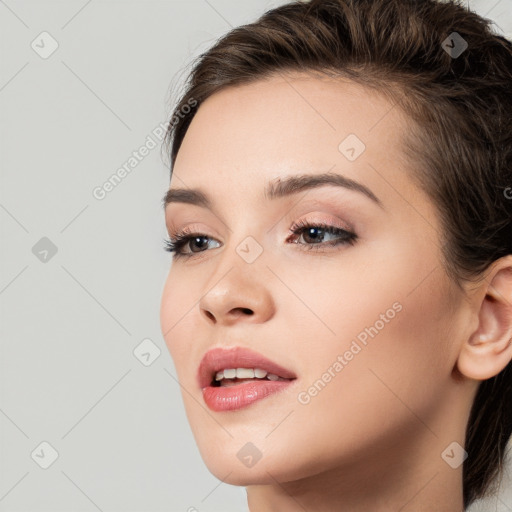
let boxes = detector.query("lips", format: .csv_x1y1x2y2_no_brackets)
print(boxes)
196,346,297,411
197,346,297,389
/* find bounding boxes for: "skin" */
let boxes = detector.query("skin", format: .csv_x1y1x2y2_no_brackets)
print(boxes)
160,72,512,512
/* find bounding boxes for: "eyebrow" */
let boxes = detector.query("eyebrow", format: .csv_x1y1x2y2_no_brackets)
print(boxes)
162,172,383,210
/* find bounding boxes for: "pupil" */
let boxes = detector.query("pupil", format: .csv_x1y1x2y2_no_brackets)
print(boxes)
306,227,323,243
192,236,208,252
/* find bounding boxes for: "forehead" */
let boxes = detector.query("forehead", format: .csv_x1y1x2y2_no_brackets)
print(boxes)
175,73,409,164
171,72,418,209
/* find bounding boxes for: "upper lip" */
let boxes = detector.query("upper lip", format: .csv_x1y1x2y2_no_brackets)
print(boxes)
197,346,297,389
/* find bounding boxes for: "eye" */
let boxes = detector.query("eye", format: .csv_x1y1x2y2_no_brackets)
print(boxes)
286,219,357,251
163,228,220,259
163,220,357,259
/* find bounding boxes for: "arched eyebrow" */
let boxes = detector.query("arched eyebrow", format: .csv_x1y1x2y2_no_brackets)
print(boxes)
162,172,383,210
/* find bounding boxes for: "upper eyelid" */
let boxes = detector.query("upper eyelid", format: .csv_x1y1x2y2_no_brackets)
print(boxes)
168,210,355,234
169,220,354,244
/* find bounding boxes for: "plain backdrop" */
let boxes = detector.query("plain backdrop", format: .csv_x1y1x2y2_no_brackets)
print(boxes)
1,1,511,511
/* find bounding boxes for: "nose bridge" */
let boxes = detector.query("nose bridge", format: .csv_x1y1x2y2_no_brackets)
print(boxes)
209,212,269,283
198,232,275,325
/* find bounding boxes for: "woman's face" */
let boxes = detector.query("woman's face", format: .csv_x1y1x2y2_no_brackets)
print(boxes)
160,73,472,486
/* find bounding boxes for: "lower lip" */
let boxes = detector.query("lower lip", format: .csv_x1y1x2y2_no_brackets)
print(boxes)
202,380,295,412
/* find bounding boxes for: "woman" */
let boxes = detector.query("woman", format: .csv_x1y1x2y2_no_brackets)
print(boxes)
160,0,512,510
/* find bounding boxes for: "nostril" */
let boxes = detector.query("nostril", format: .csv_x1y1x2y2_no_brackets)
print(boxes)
204,310,215,321
230,307,254,316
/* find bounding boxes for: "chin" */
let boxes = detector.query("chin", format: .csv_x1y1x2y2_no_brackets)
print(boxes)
196,440,319,486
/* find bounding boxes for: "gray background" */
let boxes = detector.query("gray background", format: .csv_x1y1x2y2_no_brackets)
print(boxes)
1,1,511,511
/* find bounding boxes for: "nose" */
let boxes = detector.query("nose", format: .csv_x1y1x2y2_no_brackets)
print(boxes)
199,266,276,326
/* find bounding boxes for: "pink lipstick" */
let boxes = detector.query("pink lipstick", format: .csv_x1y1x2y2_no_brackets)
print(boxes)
197,346,297,412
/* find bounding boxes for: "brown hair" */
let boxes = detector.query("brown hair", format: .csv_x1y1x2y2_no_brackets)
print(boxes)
164,0,512,508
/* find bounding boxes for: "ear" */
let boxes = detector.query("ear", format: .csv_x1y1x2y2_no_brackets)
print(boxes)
457,255,512,381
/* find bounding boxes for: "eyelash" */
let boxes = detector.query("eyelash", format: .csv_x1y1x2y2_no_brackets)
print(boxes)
163,219,357,259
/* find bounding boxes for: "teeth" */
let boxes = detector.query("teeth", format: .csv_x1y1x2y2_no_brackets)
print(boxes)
254,368,267,378
223,368,236,379
236,368,254,379
214,367,285,382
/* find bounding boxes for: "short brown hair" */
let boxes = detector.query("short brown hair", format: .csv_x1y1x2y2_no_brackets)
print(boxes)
164,0,512,508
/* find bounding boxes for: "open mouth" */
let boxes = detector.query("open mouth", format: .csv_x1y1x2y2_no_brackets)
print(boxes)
198,346,297,411
210,368,292,387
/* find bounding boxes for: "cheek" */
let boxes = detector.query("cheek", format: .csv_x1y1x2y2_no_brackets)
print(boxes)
262,245,456,468
159,273,175,350
276,239,436,360
160,269,197,368
292,238,455,398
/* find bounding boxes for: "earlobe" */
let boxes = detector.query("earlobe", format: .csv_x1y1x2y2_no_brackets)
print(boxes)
457,257,512,381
